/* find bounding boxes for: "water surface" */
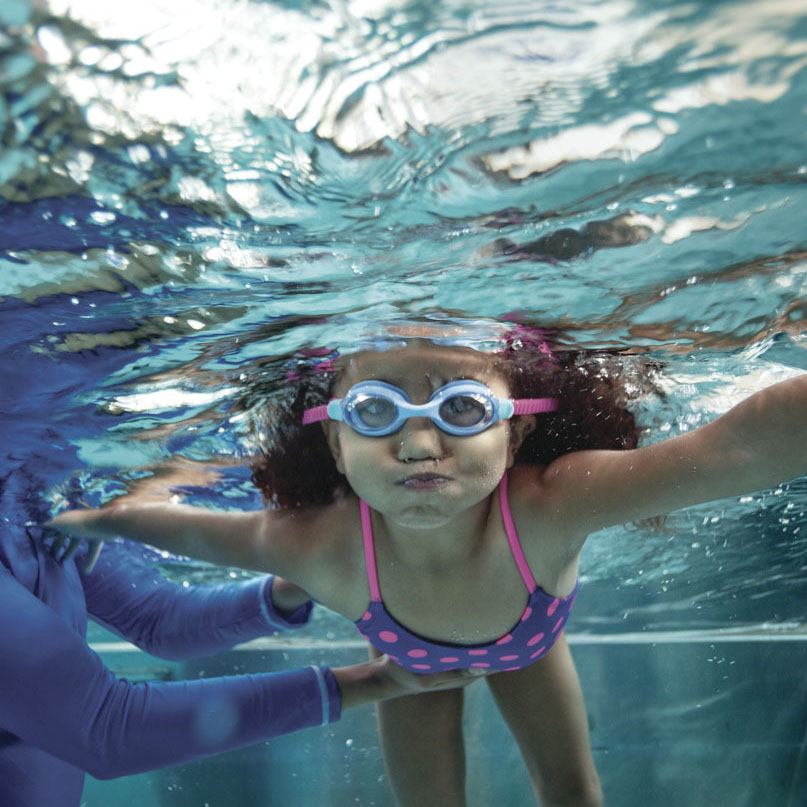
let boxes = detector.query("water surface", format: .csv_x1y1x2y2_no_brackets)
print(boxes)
2,0,806,635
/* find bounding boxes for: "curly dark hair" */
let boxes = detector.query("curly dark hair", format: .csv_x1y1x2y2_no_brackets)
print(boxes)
251,329,659,509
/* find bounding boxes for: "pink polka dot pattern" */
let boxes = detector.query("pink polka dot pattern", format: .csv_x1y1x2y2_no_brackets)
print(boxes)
355,582,577,674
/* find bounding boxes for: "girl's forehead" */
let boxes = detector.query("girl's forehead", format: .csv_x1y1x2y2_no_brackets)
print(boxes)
336,343,505,388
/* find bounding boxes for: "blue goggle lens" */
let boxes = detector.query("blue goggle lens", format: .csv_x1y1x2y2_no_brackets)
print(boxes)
353,394,399,430
437,394,489,429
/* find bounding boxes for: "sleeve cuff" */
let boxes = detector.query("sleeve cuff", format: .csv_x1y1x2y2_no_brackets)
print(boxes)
311,666,342,724
258,575,313,630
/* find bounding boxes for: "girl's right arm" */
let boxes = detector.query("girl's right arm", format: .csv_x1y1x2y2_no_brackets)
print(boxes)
46,498,328,583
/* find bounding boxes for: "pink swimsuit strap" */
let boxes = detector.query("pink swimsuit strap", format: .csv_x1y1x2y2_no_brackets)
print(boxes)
358,470,537,602
359,498,382,602
497,470,538,593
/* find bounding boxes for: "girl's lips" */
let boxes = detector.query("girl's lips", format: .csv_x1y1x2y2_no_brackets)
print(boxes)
400,474,451,490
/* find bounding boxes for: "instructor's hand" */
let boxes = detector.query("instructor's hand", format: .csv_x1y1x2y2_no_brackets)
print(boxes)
333,654,486,711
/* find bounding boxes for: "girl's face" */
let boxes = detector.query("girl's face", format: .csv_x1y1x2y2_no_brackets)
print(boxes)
322,342,534,529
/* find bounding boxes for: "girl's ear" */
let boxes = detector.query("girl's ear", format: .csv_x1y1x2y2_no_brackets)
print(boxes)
322,422,345,474
507,415,536,467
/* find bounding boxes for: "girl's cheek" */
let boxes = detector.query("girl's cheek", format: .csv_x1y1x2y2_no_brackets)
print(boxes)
338,439,381,478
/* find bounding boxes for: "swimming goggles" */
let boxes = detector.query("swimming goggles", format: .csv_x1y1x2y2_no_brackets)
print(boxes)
302,379,557,437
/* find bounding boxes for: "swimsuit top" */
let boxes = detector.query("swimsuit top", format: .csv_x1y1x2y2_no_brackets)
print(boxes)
354,471,577,673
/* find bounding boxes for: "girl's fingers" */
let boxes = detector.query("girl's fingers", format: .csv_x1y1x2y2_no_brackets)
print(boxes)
61,537,83,562
82,541,104,573
45,529,102,570
48,534,68,562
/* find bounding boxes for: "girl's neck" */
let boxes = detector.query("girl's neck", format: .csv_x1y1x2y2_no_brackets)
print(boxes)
372,494,495,570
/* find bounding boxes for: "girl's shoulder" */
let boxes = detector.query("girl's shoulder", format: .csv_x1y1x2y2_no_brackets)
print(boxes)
505,464,586,555
506,463,553,509
273,492,360,555
272,493,369,613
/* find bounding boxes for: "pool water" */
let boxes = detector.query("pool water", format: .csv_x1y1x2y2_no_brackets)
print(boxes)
2,0,806,804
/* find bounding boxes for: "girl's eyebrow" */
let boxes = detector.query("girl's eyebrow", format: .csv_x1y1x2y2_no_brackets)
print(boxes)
351,372,495,395
353,373,448,390
346,353,498,390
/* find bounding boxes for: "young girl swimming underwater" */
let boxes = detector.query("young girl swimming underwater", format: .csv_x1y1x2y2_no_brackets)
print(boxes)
49,318,807,807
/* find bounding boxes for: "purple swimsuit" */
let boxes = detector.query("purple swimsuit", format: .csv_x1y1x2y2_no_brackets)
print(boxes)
354,471,577,673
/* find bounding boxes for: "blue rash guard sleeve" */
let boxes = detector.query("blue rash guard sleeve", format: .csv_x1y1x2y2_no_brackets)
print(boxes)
0,565,341,782
79,539,312,660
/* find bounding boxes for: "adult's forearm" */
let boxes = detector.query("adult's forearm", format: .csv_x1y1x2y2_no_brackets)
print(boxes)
83,541,313,660
1,569,338,779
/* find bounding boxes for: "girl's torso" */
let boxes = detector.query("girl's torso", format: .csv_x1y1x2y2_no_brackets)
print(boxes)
299,467,579,669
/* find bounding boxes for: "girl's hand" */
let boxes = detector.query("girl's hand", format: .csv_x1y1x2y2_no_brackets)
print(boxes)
44,510,105,573
42,458,219,572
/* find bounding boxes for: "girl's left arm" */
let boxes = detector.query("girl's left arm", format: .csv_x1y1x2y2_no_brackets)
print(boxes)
540,374,807,543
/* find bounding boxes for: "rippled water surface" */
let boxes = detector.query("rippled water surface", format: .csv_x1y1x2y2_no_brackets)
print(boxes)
2,0,806,632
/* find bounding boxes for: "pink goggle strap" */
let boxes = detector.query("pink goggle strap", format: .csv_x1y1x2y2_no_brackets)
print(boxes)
302,405,329,425
512,398,558,415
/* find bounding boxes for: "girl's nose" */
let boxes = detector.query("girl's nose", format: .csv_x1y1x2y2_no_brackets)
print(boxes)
395,417,445,462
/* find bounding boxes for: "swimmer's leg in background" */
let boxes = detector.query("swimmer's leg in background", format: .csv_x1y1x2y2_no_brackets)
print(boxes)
486,634,603,807
369,646,467,807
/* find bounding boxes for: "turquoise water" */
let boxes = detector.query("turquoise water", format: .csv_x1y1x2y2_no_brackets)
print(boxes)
2,0,807,804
